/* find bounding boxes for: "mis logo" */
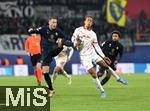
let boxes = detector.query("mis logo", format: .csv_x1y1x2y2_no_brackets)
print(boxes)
0,86,50,111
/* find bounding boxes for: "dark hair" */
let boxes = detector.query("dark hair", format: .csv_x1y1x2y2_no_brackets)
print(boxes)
84,15,93,21
111,30,121,38
49,16,57,20
81,15,94,26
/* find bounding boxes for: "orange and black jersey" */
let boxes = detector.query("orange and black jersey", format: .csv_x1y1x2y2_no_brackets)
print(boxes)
101,40,123,61
25,35,41,55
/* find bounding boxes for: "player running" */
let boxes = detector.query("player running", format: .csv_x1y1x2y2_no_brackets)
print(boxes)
52,45,74,85
71,16,128,98
98,30,124,85
25,31,42,86
28,17,72,97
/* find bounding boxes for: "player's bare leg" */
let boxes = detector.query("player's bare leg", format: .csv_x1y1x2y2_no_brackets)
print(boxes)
88,67,106,98
53,65,71,85
52,66,60,83
61,67,72,85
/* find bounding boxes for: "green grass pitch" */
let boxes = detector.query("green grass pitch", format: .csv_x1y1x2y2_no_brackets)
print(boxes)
0,74,150,111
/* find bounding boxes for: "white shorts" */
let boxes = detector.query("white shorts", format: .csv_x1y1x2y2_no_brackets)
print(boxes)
80,51,103,70
55,56,67,68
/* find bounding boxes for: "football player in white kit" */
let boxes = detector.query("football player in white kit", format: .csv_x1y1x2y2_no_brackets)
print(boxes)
72,16,128,98
52,45,74,85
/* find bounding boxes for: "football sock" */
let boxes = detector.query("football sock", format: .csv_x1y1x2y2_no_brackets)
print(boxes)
101,77,110,85
34,68,38,81
43,73,53,90
107,67,120,80
37,69,42,83
94,78,105,92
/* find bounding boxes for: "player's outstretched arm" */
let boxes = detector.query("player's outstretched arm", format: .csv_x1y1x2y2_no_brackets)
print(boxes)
28,27,41,34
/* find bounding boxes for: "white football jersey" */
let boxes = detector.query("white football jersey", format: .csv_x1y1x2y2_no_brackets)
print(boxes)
72,26,98,56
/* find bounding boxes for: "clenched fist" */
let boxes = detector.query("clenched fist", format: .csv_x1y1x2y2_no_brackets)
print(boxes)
103,57,111,65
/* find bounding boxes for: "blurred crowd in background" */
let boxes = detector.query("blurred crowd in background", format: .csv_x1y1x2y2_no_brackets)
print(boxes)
0,0,150,51
1,0,150,74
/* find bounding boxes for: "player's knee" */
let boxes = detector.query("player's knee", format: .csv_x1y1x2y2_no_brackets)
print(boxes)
88,69,97,78
89,72,96,78
42,66,49,73
106,72,111,78
54,70,58,74
97,60,109,70
54,66,60,74
103,66,109,70
101,63,109,70
91,74,97,79
36,63,41,70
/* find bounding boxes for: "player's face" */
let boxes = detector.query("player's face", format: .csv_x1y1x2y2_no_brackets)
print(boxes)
48,19,57,30
84,17,93,29
112,33,120,41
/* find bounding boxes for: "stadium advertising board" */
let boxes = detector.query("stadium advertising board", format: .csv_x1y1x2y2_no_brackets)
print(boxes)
72,64,88,75
72,63,150,75
14,65,28,76
0,66,13,76
0,65,28,76
116,63,134,74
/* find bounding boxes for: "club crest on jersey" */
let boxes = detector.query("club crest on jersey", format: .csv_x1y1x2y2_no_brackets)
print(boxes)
112,48,115,53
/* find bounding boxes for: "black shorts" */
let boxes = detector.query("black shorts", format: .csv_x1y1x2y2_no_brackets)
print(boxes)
42,47,63,66
30,53,41,66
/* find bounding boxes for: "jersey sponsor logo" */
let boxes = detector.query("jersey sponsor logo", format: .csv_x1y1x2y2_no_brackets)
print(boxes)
78,35,90,39
83,35,90,39
48,34,55,42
